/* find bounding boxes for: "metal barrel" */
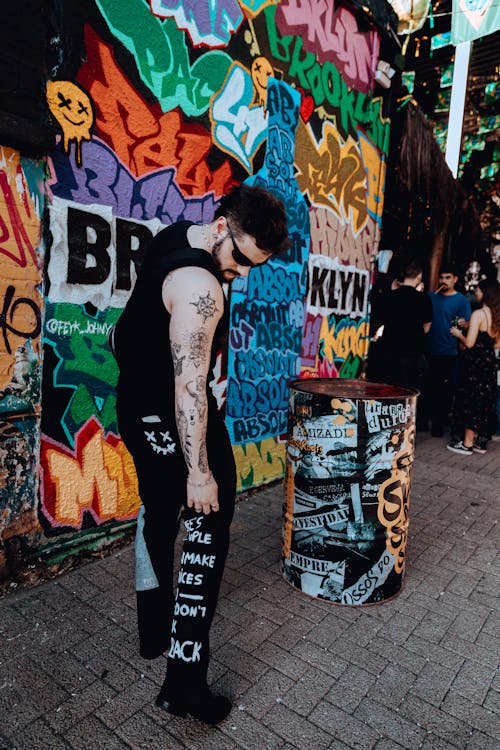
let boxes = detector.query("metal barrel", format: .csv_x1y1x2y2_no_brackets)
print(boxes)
283,379,419,606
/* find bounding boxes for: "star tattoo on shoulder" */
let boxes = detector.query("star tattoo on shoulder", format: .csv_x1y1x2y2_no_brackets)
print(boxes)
190,291,219,322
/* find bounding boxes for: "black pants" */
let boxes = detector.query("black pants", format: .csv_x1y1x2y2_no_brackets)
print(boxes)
117,404,236,692
428,355,458,435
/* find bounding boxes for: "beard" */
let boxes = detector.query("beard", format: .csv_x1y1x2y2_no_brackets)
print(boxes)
211,237,238,281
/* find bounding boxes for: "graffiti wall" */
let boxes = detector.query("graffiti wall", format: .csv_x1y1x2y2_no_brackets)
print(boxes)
0,0,397,575
0,146,45,575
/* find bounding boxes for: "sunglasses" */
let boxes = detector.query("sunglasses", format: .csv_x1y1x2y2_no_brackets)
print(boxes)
226,222,267,268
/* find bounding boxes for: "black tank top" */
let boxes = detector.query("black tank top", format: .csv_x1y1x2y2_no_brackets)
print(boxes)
114,221,228,416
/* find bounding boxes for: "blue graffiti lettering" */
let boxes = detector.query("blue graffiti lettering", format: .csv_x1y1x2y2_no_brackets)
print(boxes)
234,348,300,381
247,266,301,304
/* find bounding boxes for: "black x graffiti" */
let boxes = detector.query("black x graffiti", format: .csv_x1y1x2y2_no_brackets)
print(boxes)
0,285,41,354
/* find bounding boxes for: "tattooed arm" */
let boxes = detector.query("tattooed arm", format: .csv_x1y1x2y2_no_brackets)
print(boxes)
163,267,223,514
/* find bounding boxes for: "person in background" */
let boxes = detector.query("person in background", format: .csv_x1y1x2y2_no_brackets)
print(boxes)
112,185,290,725
447,279,500,455
370,259,432,397
426,264,471,437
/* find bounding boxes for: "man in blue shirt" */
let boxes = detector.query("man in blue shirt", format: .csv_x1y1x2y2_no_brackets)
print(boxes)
427,264,471,436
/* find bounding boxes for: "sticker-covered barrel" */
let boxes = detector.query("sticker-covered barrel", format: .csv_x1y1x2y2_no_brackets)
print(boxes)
283,379,419,605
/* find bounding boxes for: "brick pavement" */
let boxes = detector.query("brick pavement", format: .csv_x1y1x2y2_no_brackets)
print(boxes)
0,433,499,750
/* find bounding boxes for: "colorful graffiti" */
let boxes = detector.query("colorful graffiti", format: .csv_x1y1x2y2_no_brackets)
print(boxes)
295,120,386,237
233,437,286,490
308,207,380,270
1,0,395,569
0,148,43,389
275,0,380,93
95,0,233,116
150,0,244,47
261,5,389,149
226,77,310,444
0,147,44,545
40,417,140,529
211,62,269,173
300,256,370,379
77,27,234,194
46,81,94,168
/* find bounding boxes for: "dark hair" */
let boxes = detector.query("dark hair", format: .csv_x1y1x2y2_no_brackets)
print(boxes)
214,184,291,256
479,279,500,334
439,263,458,277
402,259,423,280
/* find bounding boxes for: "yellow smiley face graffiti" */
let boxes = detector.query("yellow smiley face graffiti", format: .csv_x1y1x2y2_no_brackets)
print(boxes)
46,81,94,168
251,56,274,105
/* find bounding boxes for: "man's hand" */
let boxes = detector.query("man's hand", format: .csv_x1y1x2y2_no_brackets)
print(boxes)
187,474,219,514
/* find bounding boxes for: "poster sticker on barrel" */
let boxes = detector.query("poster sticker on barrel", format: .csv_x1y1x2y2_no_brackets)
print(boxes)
283,389,417,605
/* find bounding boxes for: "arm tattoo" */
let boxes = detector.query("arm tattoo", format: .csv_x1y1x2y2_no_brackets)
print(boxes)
189,329,208,367
175,398,192,470
171,342,185,376
190,291,219,322
186,375,207,421
198,443,209,473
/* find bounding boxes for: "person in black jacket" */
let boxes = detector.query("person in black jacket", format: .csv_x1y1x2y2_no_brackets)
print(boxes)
371,259,432,392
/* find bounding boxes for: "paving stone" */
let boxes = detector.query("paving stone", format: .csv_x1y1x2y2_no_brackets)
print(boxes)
86,649,143,693
45,680,118,734
252,639,310,680
58,571,105,602
310,700,380,749
446,608,490,642
2,719,71,750
371,613,419,646
404,635,465,671
96,677,157,729
65,715,131,749
291,641,348,680
439,634,499,669
240,668,294,719
221,709,286,749
31,649,98,692
355,698,425,749
306,614,352,649
373,740,405,750
365,636,427,675
450,659,496,705
418,735,463,749
214,642,268,682
411,662,459,707
242,593,291,625
327,634,389,677
483,687,500,715
230,615,280,653
441,692,498,737
398,694,471,749
367,664,416,709
0,685,43,734
115,711,184,749
410,611,454,644
263,702,332,749
466,730,500,750
212,666,253,699
68,623,130,664
326,663,377,713
474,629,500,654
281,667,334,717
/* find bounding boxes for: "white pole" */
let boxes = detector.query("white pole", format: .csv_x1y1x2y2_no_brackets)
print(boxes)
445,41,472,177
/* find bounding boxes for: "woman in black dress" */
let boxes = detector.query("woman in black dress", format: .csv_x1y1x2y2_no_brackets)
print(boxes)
447,279,500,455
